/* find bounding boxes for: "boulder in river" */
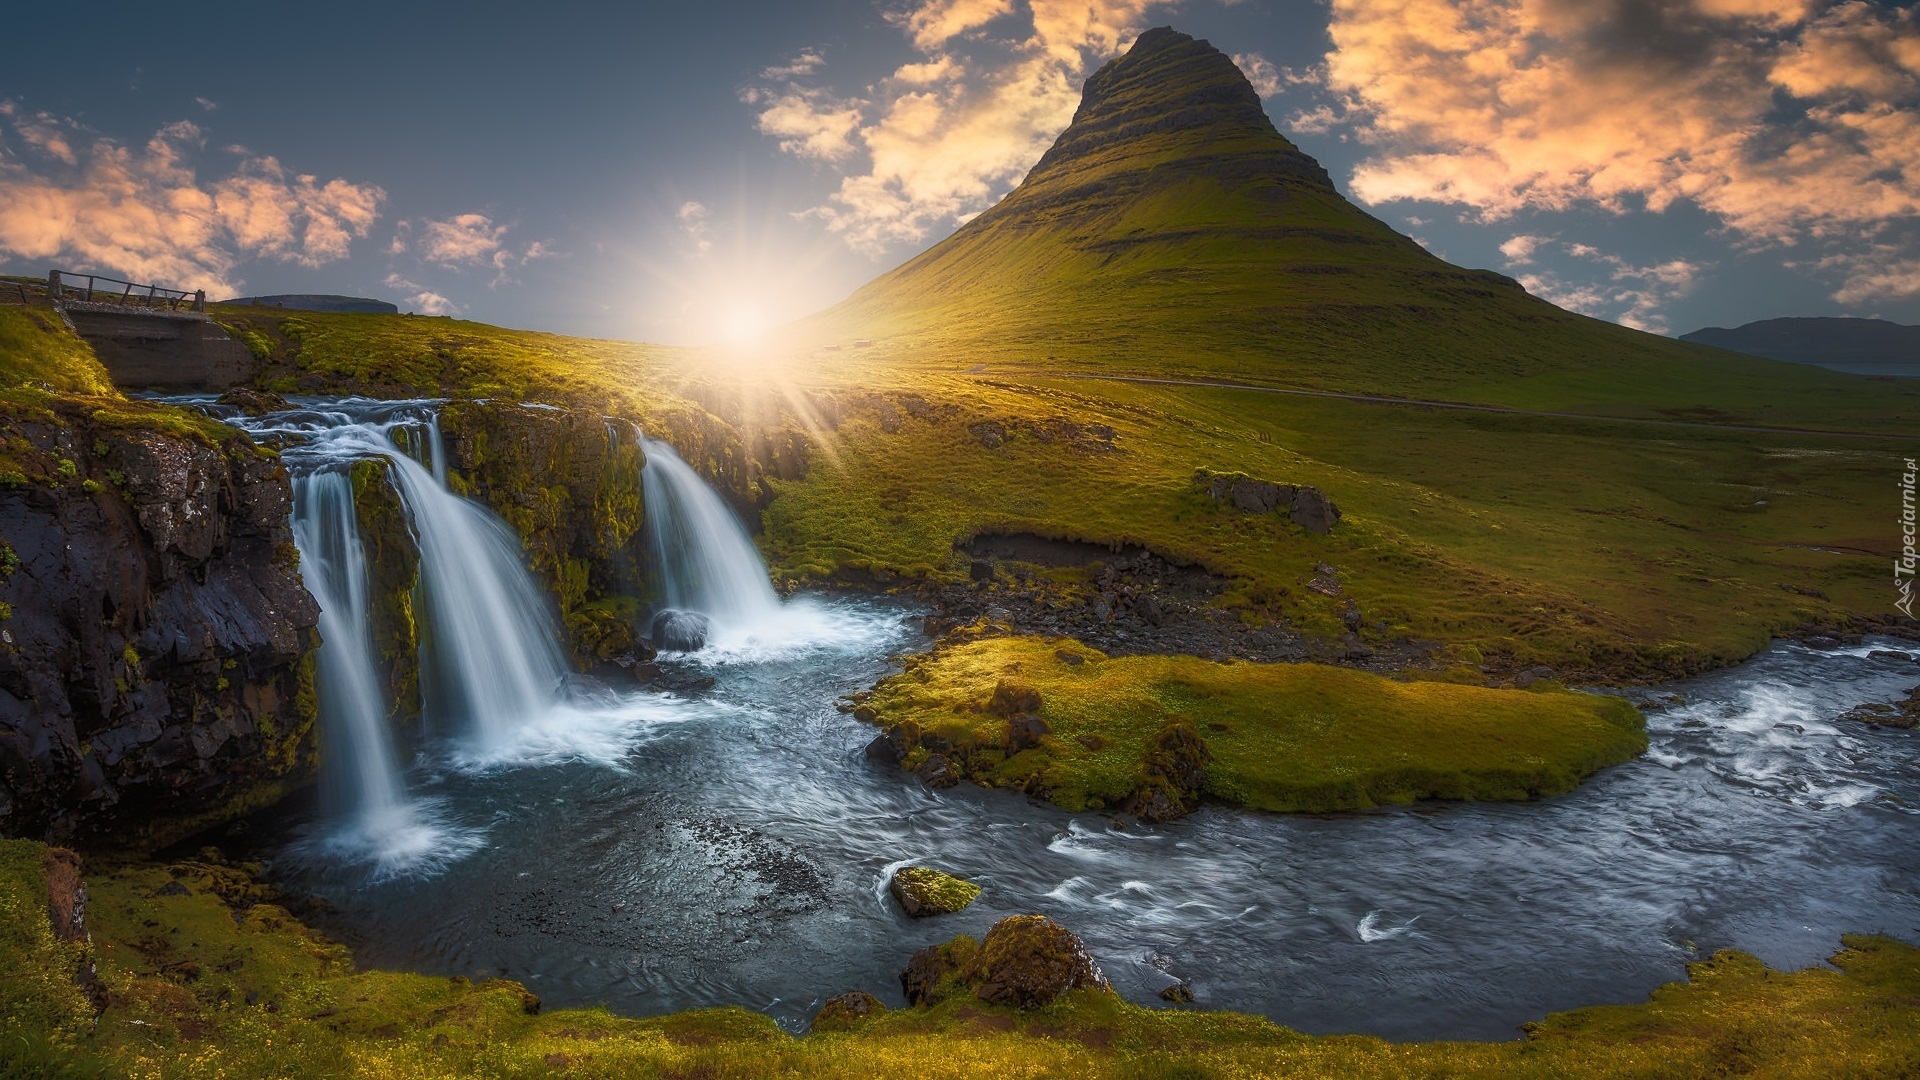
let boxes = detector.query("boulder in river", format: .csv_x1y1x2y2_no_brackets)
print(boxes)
648,609,709,652
812,990,887,1030
889,866,982,917
963,915,1111,1008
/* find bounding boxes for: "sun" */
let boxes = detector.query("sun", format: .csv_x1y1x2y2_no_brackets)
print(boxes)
718,304,769,345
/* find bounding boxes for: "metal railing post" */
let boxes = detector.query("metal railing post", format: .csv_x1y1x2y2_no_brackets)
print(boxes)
47,269,61,302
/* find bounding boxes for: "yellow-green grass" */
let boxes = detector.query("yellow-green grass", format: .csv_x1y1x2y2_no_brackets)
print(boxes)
202,308,1901,681
0,306,115,397
0,309,258,491
758,369,1895,679
867,636,1645,813
4,839,1917,1079
213,307,680,407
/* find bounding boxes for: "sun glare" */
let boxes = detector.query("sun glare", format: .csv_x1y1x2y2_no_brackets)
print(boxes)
719,304,769,345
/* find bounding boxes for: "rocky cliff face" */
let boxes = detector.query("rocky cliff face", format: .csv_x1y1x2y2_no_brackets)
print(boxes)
0,401,319,847
438,401,650,664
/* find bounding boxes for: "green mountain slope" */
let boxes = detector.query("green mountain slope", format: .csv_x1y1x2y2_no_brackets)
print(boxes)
815,29,1915,428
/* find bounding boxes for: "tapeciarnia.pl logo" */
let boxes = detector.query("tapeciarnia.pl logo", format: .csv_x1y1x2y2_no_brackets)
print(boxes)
1899,457,1917,618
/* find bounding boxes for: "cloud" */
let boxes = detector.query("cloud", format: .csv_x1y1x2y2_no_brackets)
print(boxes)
390,212,557,288
1826,246,1920,302
1231,52,1291,98
751,0,1165,255
416,212,508,266
677,200,712,254
0,107,383,294
383,271,457,316
1501,236,1705,332
194,97,218,112
1498,234,1549,264
747,85,865,161
1317,0,1920,303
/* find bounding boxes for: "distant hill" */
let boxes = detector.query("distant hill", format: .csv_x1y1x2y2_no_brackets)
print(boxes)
1680,317,1919,375
813,27,1903,415
218,294,398,315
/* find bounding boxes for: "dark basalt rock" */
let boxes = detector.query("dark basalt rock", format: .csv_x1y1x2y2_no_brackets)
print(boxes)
1125,722,1211,823
962,915,1111,1009
0,406,320,846
900,936,977,1006
214,387,292,417
987,677,1042,718
648,609,709,652
812,990,886,1030
1006,713,1051,753
916,753,961,789
1193,470,1342,534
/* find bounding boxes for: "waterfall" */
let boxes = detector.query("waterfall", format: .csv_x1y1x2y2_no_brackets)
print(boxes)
290,470,409,827
640,436,783,638
380,448,570,751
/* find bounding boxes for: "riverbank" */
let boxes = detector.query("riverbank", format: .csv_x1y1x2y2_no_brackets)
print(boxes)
5,838,1917,1079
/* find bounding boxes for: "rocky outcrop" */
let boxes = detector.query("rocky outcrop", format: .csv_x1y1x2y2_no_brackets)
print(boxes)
648,395,811,523
1193,470,1341,534
0,401,320,846
900,915,1111,1009
811,990,886,1030
438,401,648,667
347,459,422,727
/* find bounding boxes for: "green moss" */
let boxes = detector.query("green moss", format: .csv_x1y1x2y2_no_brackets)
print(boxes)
350,459,423,726
891,866,983,916
0,307,114,397
868,635,1646,814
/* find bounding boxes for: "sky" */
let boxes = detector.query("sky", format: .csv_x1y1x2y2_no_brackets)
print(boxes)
2,0,1916,345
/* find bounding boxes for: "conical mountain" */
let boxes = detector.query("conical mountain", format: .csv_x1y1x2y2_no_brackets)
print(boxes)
817,28,1852,409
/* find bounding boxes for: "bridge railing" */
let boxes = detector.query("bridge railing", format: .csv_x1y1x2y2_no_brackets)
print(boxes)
48,270,205,313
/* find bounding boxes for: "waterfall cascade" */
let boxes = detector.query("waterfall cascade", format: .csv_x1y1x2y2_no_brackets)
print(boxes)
217,398,581,871
380,447,570,748
640,436,783,639
289,470,410,831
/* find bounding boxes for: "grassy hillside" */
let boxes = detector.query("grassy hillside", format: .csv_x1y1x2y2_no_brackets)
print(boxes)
5,839,1918,1080
202,302,1901,683
805,31,1917,432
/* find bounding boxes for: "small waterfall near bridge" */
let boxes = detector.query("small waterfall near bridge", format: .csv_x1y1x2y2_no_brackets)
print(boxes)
211,398,618,874
640,436,784,643
289,469,422,869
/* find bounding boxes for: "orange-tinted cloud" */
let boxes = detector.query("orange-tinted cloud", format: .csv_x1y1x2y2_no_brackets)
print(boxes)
0,107,383,295
1319,0,1920,302
754,0,1163,255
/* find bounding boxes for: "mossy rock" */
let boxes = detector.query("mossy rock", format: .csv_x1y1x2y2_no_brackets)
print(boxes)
890,866,982,917
963,915,1112,1009
812,990,887,1031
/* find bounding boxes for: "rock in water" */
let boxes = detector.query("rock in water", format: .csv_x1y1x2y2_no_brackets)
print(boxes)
812,990,887,1030
648,609,709,652
963,915,1110,1008
890,866,982,917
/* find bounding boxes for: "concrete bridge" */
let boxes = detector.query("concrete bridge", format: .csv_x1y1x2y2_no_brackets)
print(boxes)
14,271,259,391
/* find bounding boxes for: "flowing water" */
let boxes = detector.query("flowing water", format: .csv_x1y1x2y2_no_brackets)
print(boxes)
184,396,1920,1041
639,435,784,645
